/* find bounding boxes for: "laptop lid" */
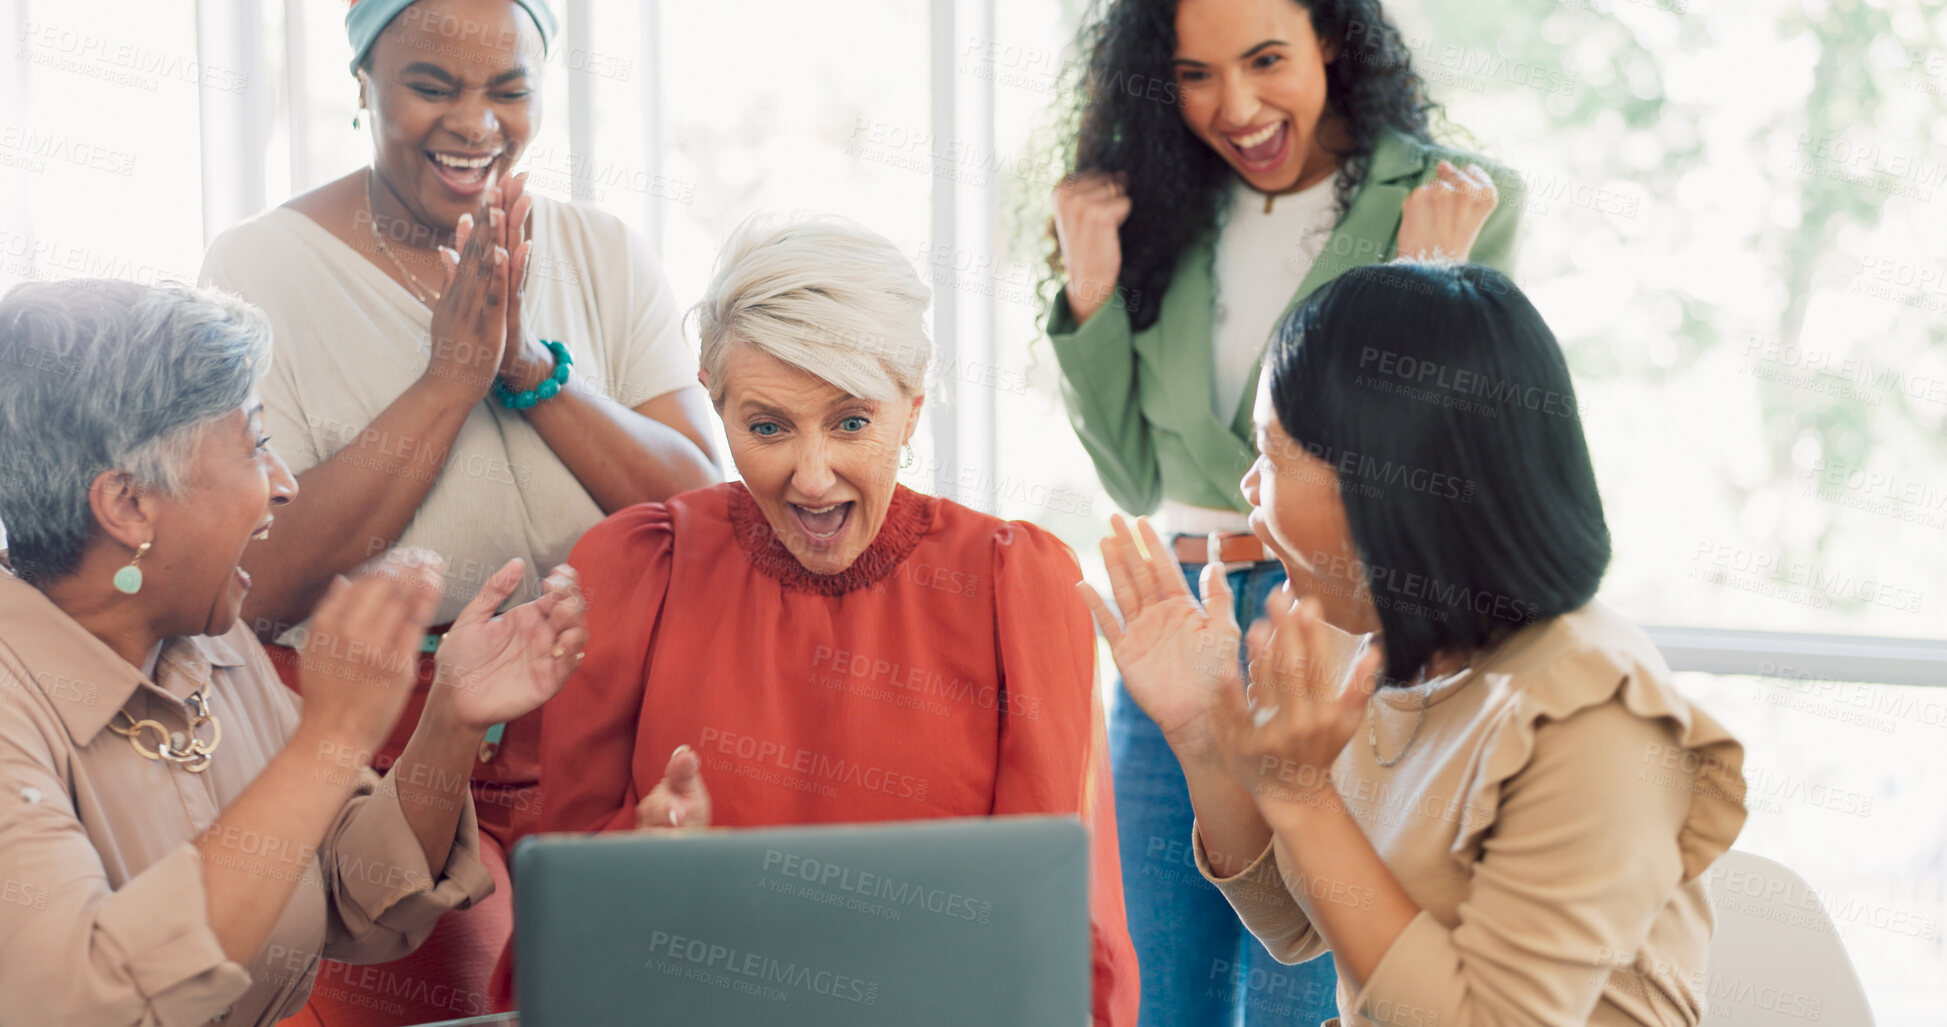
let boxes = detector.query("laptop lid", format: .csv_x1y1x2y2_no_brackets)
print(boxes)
512,815,1089,1026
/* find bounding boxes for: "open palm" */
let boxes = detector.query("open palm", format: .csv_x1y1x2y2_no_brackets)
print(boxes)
433,559,587,732
1079,515,1244,760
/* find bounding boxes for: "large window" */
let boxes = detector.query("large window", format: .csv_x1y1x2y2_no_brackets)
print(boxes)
1375,0,1947,645
1,0,1941,1019
5,1,208,283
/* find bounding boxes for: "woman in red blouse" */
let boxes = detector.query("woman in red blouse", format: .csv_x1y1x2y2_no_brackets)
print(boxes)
523,215,1138,1025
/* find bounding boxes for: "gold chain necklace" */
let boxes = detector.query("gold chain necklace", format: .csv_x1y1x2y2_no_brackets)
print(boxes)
108,688,222,773
365,169,443,305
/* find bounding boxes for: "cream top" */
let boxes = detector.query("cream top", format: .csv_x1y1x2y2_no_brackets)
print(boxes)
1198,601,1748,1026
1161,175,1341,539
1211,174,1340,424
199,197,699,630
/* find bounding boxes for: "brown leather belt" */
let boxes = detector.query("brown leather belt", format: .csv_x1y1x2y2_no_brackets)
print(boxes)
1171,531,1271,566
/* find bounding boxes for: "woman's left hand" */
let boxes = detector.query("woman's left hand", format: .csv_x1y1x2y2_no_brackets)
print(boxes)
1395,160,1499,262
493,171,549,391
430,558,586,734
1219,591,1382,812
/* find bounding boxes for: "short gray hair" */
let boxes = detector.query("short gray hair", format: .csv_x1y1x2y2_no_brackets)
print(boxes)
0,279,271,584
692,214,931,405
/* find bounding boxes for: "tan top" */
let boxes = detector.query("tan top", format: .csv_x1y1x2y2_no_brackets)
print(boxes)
199,197,698,630
1198,601,1748,1027
0,564,494,1026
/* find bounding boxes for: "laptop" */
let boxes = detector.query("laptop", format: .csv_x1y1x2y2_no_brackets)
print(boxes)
511,815,1090,1026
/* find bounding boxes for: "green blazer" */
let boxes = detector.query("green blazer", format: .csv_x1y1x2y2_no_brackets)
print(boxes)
1047,130,1524,516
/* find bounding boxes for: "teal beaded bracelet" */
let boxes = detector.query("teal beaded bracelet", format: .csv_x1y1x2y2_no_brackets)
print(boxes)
492,339,573,410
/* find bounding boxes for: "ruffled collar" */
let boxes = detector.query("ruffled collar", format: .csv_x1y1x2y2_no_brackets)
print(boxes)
726,482,936,596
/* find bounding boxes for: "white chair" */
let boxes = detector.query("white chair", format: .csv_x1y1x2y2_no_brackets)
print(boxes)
1703,850,1876,1025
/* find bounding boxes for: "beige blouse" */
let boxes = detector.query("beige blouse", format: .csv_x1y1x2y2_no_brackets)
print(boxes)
1198,601,1748,1026
198,196,699,631
0,564,494,1026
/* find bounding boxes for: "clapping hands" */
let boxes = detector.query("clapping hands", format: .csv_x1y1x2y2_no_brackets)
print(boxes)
1080,515,1382,810
430,558,587,735
1224,590,1381,807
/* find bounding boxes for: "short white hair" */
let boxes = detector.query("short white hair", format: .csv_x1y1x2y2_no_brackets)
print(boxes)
692,214,931,405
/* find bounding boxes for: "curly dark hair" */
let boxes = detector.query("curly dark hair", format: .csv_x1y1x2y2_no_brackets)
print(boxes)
1051,0,1437,331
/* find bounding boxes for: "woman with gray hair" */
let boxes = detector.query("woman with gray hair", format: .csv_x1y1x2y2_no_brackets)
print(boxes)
0,277,586,1026
520,215,1140,1025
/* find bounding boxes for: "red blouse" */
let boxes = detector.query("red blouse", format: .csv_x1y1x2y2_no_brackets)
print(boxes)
534,481,1137,1025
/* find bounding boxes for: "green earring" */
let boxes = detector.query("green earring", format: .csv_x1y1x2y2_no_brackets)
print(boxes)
113,540,151,595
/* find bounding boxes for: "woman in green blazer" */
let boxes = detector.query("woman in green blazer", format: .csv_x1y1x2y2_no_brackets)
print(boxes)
1045,0,1521,1023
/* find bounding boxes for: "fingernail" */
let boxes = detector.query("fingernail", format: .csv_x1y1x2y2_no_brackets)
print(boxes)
673,744,691,758
668,806,683,828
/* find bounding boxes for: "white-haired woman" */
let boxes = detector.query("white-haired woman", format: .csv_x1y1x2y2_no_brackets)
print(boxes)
520,216,1140,1025
0,279,585,1026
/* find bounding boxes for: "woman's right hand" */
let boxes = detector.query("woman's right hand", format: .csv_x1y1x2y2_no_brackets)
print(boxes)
635,745,712,830
295,550,445,756
1052,171,1132,326
424,179,511,400
1079,515,1242,764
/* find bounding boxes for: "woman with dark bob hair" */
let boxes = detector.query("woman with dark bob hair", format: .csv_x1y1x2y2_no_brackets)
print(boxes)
1046,0,1520,1018
1084,262,1748,1026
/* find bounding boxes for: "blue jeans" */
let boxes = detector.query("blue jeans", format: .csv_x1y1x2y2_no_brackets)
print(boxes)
1110,561,1340,1027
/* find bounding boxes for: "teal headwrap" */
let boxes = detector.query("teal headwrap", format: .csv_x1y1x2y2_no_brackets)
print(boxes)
346,0,559,75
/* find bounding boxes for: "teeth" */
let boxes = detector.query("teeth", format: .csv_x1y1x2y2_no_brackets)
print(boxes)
1230,123,1282,149
797,504,842,514
431,152,495,169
